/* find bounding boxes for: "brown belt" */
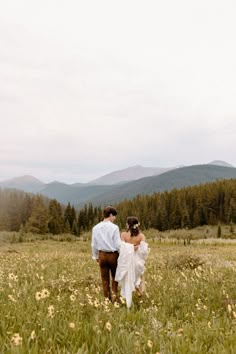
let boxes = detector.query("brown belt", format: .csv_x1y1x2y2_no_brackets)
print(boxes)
99,250,118,254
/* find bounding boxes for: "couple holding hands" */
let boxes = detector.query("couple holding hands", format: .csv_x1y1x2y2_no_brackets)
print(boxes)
91,206,149,308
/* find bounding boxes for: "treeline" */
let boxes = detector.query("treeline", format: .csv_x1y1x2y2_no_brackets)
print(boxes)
0,189,102,235
0,178,236,234
115,179,236,231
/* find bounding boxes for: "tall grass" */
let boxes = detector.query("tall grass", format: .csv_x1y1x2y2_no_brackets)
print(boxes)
0,239,236,353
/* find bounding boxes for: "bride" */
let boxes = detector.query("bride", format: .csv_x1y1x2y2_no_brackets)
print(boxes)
115,216,149,308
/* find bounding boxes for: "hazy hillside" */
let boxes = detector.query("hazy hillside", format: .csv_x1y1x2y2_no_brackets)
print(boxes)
88,164,236,206
39,182,114,205
89,165,177,185
0,175,44,193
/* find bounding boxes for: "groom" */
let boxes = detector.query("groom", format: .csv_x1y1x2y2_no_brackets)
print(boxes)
91,206,121,302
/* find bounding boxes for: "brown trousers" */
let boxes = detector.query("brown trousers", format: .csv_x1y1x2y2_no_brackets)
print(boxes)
98,251,119,300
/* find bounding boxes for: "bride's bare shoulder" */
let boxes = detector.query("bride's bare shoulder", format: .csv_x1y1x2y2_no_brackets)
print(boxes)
121,231,129,241
139,233,146,241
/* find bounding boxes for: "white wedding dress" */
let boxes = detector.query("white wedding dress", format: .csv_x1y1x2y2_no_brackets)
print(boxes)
115,240,149,308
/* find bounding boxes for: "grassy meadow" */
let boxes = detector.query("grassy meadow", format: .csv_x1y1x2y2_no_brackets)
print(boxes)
0,228,236,353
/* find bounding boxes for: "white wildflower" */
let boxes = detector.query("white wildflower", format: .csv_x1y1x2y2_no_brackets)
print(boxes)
30,330,36,340
11,333,22,346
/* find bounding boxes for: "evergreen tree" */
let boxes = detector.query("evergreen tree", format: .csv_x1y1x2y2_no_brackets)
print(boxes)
48,199,64,234
26,196,49,234
64,203,72,232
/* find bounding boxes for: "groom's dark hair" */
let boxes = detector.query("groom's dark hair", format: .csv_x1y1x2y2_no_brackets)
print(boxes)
103,206,117,218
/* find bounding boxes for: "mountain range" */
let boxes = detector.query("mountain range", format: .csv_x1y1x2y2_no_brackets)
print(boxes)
0,161,235,207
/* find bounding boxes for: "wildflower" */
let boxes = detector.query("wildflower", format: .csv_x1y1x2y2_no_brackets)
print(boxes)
30,330,36,340
119,297,125,304
227,304,232,313
135,331,140,336
147,340,153,348
94,299,100,308
180,271,187,280
9,273,18,281
233,311,236,319
11,333,22,346
35,292,42,301
95,286,100,294
70,294,76,302
86,293,92,300
113,302,119,308
8,294,16,302
41,288,50,298
208,321,211,328
104,297,110,305
47,305,55,318
104,305,110,313
69,322,75,329
105,321,112,332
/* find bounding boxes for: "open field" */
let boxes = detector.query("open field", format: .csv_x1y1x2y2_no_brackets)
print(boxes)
1,237,236,353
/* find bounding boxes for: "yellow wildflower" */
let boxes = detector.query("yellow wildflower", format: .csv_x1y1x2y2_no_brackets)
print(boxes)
41,288,50,298
70,294,76,302
105,321,112,332
35,292,42,301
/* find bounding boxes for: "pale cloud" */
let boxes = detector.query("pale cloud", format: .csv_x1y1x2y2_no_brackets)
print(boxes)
0,0,236,183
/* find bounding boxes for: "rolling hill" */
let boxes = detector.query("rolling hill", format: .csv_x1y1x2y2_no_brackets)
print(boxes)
86,164,236,206
0,175,44,193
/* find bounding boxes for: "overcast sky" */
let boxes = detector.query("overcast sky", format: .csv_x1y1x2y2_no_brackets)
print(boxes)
1,0,236,183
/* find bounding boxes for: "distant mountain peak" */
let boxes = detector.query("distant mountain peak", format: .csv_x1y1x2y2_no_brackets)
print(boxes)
1,175,44,185
88,165,178,185
208,160,234,168
0,175,44,193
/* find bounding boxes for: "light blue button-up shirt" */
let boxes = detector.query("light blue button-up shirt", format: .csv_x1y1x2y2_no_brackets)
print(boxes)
91,221,121,260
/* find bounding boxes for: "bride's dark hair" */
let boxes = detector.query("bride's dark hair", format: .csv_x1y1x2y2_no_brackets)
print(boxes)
126,216,140,237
